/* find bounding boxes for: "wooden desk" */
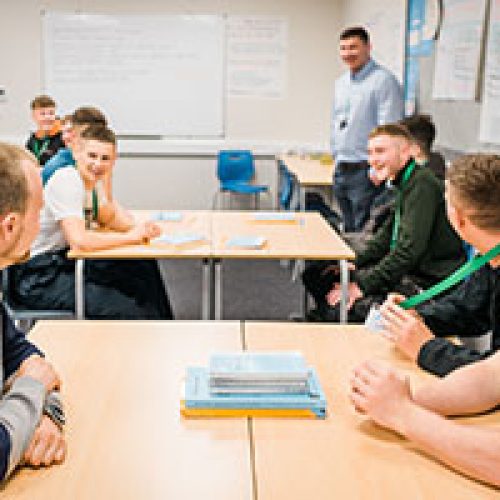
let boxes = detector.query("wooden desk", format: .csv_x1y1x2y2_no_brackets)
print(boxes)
69,210,355,322
68,210,214,320
210,211,355,320
244,322,500,499
278,154,335,210
3,321,252,500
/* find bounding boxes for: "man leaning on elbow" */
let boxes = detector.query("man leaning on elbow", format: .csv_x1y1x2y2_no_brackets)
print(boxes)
0,143,66,481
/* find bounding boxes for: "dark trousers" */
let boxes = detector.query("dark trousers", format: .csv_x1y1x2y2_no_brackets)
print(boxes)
302,261,422,323
333,161,383,233
11,250,174,320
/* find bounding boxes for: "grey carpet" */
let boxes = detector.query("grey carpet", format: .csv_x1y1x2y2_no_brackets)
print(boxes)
159,259,303,320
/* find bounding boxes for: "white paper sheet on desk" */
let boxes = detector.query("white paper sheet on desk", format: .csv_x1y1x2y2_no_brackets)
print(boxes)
152,233,205,245
253,212,297,222
226,236,266,249
152,211,183,222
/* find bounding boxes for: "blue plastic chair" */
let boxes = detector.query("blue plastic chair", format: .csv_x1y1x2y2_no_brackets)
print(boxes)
214,150,268,209
278,161,298,210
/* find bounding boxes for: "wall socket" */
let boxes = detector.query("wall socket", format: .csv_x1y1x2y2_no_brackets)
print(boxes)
0,86,6,102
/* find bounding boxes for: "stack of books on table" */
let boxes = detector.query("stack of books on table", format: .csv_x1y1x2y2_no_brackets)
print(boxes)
181,352,327,419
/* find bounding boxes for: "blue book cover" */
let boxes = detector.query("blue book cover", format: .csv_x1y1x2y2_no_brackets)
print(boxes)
152,233,205,245
225,235,266,249
253,212,297,222
184,367,327,418
152,211,183,222
209,352,308,381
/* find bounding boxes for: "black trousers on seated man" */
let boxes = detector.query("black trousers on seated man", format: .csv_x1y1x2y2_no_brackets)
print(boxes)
302,261,421,323
11,249,174,320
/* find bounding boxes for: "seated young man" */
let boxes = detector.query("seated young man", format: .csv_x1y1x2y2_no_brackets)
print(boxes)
400,114,446,180
25,95,64,166
0,143,66,481
343,114,443,255
378,154,499,376
350,155,500,487
302,124,465,322
45,106,107,170
12,125,173,319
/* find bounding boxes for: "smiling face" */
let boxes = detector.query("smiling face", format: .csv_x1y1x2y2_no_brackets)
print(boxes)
75,139,116,187
339,36,370,73
368,134,411,181
32,106,56,133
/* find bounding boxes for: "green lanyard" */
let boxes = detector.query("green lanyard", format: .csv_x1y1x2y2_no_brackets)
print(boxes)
400,243,500,309
390,160,416,250
76,163,99,221
33,138,50,161
92,190,99,220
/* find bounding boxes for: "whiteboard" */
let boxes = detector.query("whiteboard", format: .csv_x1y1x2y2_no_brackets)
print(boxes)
479,0,500,144
43,13,225,137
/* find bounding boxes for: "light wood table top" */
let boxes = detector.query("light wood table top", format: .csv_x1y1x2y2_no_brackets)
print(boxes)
244,322,500,500
3,321,252,500
68,210,213,259
210,211,354,260
279,154,334,186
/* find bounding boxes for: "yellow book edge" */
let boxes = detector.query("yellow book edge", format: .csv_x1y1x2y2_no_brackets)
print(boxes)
180,401,318,419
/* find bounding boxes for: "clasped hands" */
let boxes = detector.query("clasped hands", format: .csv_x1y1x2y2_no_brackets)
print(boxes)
17,356,67,468
324,263,361,311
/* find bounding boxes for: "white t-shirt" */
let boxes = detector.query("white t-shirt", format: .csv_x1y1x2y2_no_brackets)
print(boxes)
31,167,85,257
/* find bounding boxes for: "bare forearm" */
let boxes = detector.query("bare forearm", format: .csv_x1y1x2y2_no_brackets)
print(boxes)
414,357,500,416
397,403,500,487
70,229,140,252
98,201,134,232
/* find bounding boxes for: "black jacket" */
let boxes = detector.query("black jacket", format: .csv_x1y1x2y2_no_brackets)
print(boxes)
417,264,500,377
26,132,64,166
355,163,466,295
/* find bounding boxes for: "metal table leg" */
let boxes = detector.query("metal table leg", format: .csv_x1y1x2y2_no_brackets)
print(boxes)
299,185,306,212
339,259,349,323
214,259,222,320
75,259,85,319
201,258,212,320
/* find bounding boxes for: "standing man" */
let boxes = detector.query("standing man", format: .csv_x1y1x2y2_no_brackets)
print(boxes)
0,143,66,481
332,26,403,232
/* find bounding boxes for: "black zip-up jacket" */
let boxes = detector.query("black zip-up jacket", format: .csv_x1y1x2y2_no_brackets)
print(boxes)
26,132,64,166
417,264,500,377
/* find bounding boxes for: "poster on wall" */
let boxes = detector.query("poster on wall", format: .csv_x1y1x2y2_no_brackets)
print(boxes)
432,0,487,100
479,0,500,144
227,16,288,99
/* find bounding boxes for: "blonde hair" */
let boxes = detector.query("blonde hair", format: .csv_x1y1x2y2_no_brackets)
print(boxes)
447,154,500,230
369,123,413,142
0,143,34,215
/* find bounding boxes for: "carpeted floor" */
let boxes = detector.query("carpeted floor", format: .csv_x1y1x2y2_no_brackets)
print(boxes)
159,259,303,320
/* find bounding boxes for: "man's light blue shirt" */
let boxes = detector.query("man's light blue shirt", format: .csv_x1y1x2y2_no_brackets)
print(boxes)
331,59,403,163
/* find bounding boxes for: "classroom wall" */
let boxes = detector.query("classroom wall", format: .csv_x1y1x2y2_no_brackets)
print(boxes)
418,46,500,155
0,0,347,208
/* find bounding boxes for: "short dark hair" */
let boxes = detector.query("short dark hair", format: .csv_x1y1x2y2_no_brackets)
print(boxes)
80,124,116,146
340,26,370,44
399,114,436,155
369,123,412,142
72,107,107,127
0,143,30,216
447,154,500,230
31,95,56,110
